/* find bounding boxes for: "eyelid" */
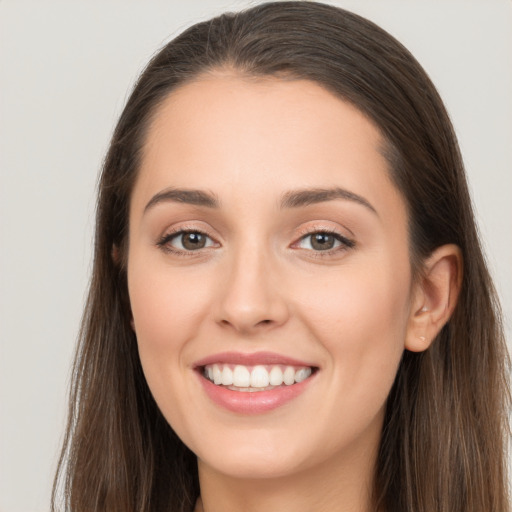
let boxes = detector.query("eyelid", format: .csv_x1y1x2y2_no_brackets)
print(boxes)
290,225,356,254
155,221,355,257
296,233,349,250
156,224,220,255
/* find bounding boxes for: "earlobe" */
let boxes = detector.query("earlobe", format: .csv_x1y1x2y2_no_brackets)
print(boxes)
405,244,462,352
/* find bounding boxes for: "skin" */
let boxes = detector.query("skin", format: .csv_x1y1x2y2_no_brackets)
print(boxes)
127,73,461,512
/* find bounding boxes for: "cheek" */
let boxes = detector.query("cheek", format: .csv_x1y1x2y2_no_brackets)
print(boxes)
126,258,216,427
296,260,410,407
301,259,410,338
126,259,212,417
128,262,210,353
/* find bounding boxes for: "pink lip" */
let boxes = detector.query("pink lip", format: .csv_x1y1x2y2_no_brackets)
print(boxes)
193,351,318,415
193,351,315,368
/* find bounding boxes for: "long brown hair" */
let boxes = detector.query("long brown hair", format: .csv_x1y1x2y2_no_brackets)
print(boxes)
52,2,510,511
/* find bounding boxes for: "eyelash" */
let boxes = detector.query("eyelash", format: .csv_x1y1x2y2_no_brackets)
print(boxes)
156,227,218,256
156,227,355,257
293,228,355,257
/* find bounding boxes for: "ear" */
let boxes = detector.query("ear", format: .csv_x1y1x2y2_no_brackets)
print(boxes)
405,244,463,352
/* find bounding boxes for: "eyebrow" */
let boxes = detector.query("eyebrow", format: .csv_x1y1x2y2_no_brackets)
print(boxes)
144,187,219,213
280,187,377,215
143,186,377,215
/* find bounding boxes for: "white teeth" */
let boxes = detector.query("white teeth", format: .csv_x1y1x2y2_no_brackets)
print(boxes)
283,366,295,385
295,367,312,383
213,364,222,385
221,366,233,385
233,365,251,387
250,365,270,388
269,366,284,386
204,363,313,389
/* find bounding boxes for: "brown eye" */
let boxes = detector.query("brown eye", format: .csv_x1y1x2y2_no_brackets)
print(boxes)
159,230,216,252
296,231,355,252
310,233,336,250
181,232,207,250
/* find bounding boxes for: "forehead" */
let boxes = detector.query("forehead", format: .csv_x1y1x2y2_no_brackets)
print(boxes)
145,73,385,167
133,73,404,222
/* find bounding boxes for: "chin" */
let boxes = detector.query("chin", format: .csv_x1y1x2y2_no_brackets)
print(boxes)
198,449,308,480
191,421,351,483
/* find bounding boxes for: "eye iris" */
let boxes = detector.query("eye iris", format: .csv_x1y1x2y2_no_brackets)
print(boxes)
182,232,206,250
311,233,335,250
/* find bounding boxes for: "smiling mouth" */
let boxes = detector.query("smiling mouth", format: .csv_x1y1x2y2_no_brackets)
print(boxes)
201,363,316,392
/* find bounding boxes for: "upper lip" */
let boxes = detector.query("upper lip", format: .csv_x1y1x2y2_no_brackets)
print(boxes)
193,351,316,368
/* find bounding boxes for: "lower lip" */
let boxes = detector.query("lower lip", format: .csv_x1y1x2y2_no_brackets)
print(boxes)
197,372,316,414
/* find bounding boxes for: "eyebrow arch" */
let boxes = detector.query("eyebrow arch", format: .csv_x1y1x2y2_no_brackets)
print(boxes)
280,187,378,215
144,187,220,213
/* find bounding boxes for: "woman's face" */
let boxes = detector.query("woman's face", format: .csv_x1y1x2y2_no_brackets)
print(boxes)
127,74,416,480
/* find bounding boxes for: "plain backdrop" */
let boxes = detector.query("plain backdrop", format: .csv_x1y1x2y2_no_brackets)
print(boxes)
0,1,511,511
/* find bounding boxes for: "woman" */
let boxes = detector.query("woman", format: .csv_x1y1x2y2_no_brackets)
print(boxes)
52,2,510,511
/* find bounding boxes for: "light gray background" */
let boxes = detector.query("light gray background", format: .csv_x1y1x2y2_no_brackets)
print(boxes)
1,1,510,511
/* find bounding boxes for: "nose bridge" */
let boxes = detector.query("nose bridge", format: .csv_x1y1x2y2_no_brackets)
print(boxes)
216,238,288,333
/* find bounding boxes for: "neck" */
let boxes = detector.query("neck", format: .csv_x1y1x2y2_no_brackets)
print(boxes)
196,439,379,512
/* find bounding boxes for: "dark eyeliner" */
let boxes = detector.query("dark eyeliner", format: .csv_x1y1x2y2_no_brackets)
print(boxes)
156,227,218,256
301,229,355,248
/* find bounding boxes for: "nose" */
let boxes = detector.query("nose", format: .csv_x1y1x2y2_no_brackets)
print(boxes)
214,245,290,335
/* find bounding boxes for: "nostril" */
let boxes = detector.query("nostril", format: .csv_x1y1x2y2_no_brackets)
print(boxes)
220,318,273,329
